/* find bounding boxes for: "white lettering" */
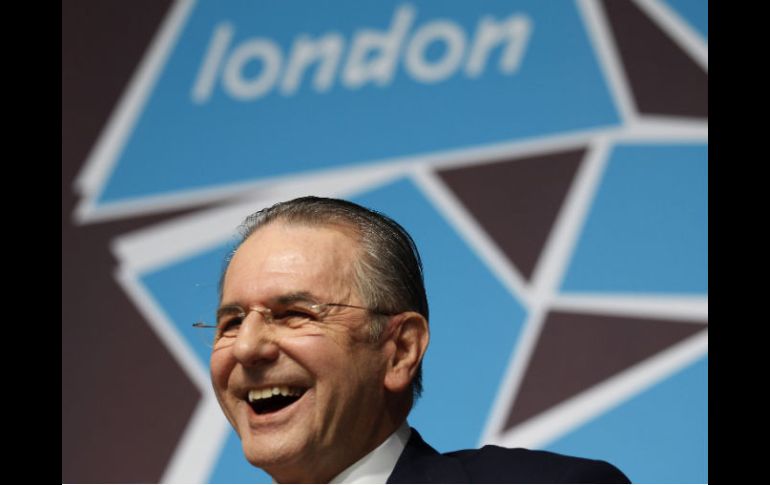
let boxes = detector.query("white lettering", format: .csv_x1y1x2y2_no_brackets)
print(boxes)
280,33,345,96
405,20,466,84
192,22,234,104
342,5,415,89
465,15,532,78
190,4,534,103
222,38,283,100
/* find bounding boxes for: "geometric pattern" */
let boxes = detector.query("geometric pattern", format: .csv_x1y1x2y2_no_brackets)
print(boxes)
504,311,706,430
547,355,708,483
562,143,708,294
600,0,708,118
438,148,585,282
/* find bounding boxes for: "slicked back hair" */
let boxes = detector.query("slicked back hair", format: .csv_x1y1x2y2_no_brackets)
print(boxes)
223,196,429,402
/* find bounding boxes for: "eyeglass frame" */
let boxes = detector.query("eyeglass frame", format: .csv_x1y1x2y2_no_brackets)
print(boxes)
192,300,395,344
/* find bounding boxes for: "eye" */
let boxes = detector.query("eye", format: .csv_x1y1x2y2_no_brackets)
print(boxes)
217,316,243,337
273,308,316,326
274,309,312,319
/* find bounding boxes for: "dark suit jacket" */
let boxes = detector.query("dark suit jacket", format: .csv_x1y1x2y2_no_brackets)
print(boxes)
387,428,630,483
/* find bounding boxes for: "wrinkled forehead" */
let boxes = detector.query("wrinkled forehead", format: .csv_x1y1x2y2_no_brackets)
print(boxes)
223,221,362,302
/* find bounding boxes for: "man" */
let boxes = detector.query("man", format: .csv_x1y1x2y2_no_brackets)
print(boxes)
201,196,630,483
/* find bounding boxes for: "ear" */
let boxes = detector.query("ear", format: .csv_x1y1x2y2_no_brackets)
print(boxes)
383,312,429,394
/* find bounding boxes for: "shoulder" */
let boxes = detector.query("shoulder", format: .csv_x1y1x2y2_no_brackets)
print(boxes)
446,445,631,484
389,428,631,484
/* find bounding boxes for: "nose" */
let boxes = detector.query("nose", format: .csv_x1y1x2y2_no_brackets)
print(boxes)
231,310,280,366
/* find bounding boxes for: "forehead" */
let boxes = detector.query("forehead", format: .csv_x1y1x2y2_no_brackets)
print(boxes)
223,222,360,302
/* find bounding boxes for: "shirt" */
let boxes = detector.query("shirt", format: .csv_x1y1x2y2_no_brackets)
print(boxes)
329,421,412,484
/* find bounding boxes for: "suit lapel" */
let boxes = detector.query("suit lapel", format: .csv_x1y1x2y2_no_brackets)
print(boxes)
387,428,470,484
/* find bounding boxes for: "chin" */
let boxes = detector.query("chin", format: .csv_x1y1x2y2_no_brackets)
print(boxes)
242,437,318,483
238,421,312,470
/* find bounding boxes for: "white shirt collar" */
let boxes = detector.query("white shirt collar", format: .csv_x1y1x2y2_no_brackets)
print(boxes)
329,421,411,484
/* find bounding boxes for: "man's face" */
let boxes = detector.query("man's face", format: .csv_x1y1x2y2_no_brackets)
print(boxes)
210,222,392,482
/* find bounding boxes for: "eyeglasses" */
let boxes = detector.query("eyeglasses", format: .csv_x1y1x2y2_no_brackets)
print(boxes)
193,301,392,347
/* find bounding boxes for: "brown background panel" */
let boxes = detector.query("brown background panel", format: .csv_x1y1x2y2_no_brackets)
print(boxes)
62,1,200,482
438,148,585,282
504,311,707,431
600,0,708,119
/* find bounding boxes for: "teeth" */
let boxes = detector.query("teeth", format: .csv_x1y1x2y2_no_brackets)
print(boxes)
248,386,304,402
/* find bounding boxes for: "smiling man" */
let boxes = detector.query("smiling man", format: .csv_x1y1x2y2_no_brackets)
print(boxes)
202,196,630,483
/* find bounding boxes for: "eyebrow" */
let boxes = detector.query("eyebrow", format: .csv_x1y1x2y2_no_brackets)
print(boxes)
274,291,321,305
215,304,244,322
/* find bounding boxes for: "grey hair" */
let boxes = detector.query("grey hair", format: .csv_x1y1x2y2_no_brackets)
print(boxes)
222,196,428,402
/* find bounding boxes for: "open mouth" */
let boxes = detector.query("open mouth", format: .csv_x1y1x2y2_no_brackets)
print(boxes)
248,386,307,415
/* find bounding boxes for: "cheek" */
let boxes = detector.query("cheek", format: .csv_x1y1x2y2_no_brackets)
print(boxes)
208,351,242,431
209,350,234,394
279,335,344,370
282,335,385,389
